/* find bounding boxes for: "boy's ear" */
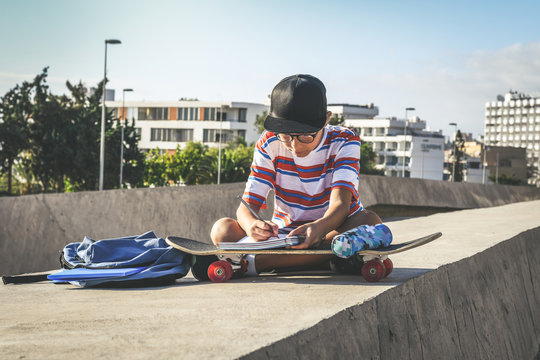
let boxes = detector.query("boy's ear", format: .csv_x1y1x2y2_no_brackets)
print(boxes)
325,111,332,125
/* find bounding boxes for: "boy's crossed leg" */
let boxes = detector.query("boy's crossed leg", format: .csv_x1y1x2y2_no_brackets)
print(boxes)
210,210,382,274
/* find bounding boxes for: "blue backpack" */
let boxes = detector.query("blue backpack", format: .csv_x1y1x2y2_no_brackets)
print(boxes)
55,231,190,288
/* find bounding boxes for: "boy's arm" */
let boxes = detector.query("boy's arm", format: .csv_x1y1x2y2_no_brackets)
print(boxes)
288,188,352,249
236,203,279,241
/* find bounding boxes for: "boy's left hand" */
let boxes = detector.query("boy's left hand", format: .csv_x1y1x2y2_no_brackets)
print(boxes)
288,222,326,249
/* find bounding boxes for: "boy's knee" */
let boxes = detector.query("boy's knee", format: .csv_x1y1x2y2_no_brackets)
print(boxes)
210,217,241,245
360,210,382,225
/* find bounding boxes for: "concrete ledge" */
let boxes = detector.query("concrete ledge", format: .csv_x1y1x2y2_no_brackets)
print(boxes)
242,228,540,359
1,176,539,274
1,201,539,359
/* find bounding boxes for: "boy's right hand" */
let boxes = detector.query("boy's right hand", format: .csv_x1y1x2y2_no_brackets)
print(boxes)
246,220,279,241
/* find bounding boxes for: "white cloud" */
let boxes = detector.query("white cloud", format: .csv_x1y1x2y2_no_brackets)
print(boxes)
330,42,540,139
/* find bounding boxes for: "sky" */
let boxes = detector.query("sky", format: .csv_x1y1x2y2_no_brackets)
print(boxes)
1,0,539,139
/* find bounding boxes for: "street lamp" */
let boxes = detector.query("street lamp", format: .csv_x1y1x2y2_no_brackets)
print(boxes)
217,105,230,184
449,122,458,182
120,88,133,189
99,38,122,191
402,107,415,178
217,106,223,184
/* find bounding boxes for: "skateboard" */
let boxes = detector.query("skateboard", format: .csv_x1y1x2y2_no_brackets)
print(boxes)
165,232,442,283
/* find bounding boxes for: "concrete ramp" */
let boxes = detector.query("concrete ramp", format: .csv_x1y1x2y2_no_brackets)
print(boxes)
244,228,539,359
1,200,539,359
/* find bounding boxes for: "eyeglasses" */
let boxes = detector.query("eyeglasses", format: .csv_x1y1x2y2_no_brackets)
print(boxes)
275,132,318,144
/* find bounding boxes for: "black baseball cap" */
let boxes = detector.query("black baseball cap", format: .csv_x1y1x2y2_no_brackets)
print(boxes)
264,74,327,133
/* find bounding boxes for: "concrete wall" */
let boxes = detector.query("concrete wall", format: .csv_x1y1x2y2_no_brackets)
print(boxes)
242,227,540,359
1,176,539,275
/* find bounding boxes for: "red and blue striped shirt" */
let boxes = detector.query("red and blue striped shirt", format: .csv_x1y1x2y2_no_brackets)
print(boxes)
243,125,363,231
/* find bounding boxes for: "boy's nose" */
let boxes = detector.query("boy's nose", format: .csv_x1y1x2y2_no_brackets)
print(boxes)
290,138,303,148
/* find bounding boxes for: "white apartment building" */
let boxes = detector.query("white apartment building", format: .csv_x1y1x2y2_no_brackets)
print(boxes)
328,103,379,119
484,91,540,185
345,117,444,180
327,102,443,180
106,100,268,152
330,103,444,180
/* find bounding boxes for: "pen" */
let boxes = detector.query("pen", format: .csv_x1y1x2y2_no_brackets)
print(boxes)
237,195,308,244
237,195,265,222
237,195,278,236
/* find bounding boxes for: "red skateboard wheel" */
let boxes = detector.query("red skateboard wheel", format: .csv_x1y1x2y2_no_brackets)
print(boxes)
208,260,233,283
361,259,386,282
382,258,393,277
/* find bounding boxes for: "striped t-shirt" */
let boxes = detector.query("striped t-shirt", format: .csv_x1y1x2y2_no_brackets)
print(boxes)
242,125,363,231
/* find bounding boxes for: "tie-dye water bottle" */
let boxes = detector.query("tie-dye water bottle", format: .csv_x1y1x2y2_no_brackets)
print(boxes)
331,224,393,258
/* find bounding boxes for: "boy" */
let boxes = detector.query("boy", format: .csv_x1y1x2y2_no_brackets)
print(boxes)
211,74,382,275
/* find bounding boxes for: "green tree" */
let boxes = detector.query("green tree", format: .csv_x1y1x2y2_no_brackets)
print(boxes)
120,118,145,188
63,80,102,191
1,69,145,194
144,149,170,187
144,140,255,187
488,173,521,186
209,142,254,183
254,110,267,134
28,71,74,192
0,79,34,194
329,114,345,126
61,79,144,191
173,142,215,185
359,143,384,175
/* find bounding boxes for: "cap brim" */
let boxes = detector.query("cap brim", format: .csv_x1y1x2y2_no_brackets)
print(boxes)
264,115,325,133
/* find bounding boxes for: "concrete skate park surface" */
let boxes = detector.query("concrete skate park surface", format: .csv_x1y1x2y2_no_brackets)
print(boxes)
1,199,539,358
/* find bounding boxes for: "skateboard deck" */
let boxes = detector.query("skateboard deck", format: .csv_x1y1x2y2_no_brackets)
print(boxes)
166,232,442,283
165,232,442,256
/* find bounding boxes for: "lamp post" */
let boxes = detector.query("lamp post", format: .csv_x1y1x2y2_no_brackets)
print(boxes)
217,105,223,184
99,39,122,191
217,105,230,185
120,88,133,189
402,107,415,178
449,122,458,182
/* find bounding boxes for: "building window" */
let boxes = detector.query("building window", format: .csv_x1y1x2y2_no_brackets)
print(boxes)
386,156,397,166
203,129,216,142
177,107,199,121
138,107,169,120
238,108,247,123
203,129,241,143
150,128,193,142
203,108,216,121
217,109,227,121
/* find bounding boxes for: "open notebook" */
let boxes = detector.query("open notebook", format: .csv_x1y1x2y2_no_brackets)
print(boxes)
216,234,305,250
